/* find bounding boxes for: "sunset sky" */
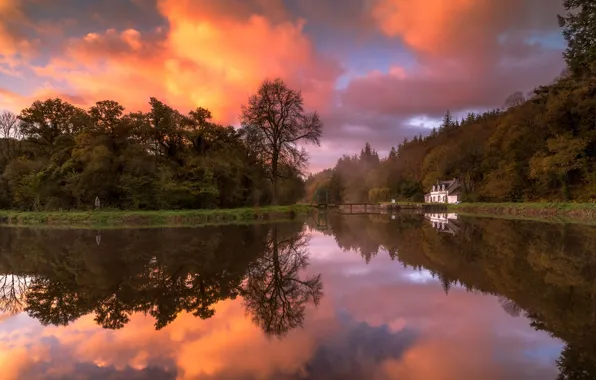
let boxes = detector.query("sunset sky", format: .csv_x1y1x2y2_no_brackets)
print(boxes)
0,0,567,171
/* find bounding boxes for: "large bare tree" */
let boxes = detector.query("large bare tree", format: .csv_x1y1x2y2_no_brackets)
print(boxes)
240,78,323,205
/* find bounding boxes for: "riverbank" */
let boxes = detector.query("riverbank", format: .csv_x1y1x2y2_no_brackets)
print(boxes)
0,205,311,228
447,202,596,223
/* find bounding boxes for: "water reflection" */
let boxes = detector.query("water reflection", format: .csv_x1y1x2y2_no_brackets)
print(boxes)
0,214,595,379
312,211,596,380
0,223,322,336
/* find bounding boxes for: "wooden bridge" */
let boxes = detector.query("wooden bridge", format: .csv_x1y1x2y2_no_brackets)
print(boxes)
311,202,447,213
309,187,447,214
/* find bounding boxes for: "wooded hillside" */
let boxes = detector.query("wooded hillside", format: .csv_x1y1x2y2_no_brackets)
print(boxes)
306,0,596,204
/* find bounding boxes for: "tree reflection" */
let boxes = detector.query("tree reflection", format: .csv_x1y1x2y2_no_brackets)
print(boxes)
242,224,323,337
0,223,322,337
0,274,30,314
556,344,596,380
318,213,596,380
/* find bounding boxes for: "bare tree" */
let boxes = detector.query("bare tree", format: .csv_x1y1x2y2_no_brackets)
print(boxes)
504,91,526,109
240,78,323,205
0,110,22,163
0,274,30,315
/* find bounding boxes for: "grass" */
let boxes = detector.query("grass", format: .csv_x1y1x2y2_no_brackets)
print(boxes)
377,201,596,223
0,205,311,228
447,202,596,223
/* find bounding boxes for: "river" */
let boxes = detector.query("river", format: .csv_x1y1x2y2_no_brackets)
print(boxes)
0,212,594,379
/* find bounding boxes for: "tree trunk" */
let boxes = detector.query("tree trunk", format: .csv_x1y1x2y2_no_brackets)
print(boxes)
271,153,279,205
272,176,278,205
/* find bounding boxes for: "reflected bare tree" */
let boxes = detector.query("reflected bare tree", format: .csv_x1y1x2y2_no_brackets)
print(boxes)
241,224,323,337
0,274,30,314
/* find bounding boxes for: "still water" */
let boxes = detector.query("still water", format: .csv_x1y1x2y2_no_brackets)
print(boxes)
0,213,594,379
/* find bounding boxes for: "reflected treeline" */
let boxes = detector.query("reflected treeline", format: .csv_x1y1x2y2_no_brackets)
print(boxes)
0,222,322,337
311,212,596,380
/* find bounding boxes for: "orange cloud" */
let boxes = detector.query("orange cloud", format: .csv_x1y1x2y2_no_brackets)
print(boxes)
372,0,480,57
370,0,562,73
32,298,321,379
22,0,339,124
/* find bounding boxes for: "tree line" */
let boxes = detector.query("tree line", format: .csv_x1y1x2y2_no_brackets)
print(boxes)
0,78,322,210
307,0,596,203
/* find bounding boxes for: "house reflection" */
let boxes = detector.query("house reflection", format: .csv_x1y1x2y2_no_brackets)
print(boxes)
424,213,460,235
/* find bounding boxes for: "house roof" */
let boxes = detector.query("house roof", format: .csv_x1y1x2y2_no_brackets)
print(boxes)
426,178,461,195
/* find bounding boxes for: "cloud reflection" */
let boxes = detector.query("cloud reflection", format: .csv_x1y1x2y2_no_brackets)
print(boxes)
0,223,564,379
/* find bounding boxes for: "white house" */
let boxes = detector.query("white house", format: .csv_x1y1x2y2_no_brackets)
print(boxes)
424,213,460,235
424,178,461,204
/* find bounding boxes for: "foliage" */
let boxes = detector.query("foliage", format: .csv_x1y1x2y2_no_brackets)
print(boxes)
558,0,596,76
0,79,318,210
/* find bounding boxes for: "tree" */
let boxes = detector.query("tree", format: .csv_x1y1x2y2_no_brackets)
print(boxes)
240,78,323,205
558,0,596,76
504,91,526,109
0,111,21,164
18,98,88,155
441,110,454,130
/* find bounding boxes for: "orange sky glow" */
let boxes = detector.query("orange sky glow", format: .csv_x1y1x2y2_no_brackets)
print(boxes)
0,0,567,168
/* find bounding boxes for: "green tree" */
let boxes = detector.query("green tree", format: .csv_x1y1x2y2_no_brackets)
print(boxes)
558,0,596,76
18,98,89,155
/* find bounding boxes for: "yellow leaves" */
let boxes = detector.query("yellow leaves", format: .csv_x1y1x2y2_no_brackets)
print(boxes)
421,145,453,190
529,134,587,179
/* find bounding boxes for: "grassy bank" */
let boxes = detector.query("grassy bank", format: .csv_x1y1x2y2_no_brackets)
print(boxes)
0,205,311,228
447,202,596,223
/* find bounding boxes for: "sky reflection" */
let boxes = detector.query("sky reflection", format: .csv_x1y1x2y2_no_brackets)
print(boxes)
0,228,562,380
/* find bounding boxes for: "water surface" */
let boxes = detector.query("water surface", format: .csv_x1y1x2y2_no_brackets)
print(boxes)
1,213,595,379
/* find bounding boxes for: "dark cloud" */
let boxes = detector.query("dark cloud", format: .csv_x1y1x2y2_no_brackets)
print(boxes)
23,362,176,380
22,0,165,33
341,43,564,120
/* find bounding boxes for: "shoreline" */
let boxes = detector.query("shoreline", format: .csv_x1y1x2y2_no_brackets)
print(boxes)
0,202,594,228
446,202,596,223
0,205,310,228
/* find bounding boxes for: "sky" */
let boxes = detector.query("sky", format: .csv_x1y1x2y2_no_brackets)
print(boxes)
0,230,562,379
0,0,567,171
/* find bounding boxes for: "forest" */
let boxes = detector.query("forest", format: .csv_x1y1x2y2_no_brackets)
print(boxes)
0,79,321,210
307,0,596,204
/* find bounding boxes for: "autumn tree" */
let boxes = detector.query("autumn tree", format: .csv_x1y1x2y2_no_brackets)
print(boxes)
240,78,323,205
